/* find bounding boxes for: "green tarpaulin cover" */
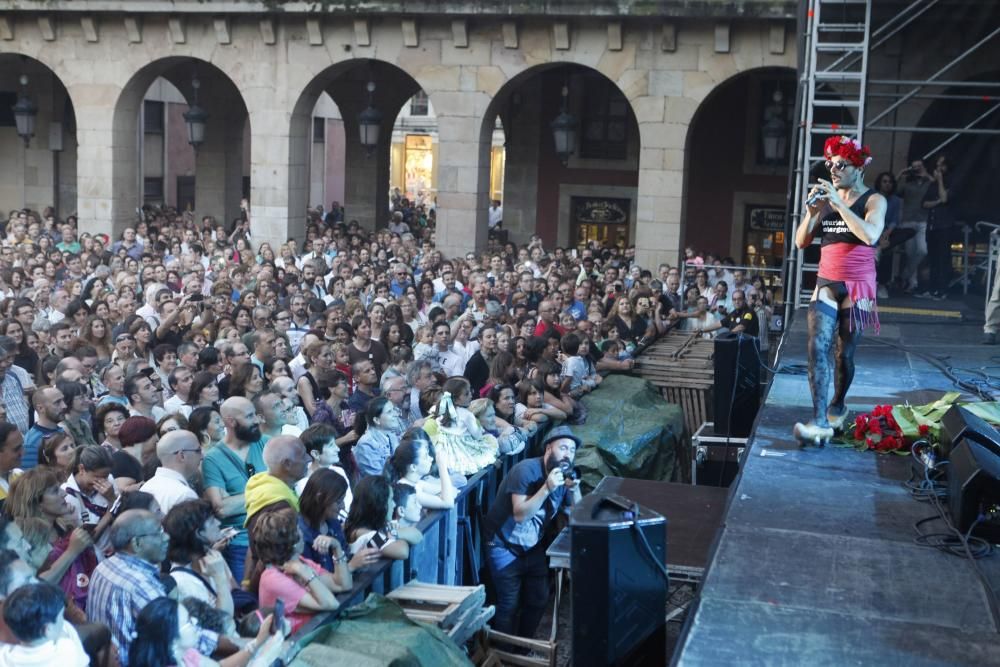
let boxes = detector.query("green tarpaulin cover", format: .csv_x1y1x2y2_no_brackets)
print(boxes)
289,594,472,667
567,374,685,490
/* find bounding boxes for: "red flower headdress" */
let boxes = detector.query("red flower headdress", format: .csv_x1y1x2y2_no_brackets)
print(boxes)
824,135,872,168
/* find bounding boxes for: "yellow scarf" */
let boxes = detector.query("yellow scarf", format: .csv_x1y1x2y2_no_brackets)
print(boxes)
244,472,299,526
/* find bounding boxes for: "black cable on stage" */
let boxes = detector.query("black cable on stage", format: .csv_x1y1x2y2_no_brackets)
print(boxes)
629,503,669,584
866,336,996,401
907,445,1000,632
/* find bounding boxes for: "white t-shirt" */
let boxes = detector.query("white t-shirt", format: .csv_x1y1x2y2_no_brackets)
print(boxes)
141,467,198,515
0,621,89,667
163,394,193,418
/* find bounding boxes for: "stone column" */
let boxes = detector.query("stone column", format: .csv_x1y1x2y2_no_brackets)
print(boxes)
0,63,60,215
330,69,416,231
336,98,390,231
192,109,246,225
248,107,307,253
498,81,542,246
431,87,493,259
631,71,694,270
223,117,247,225
193,113,228,223
76,82,138,242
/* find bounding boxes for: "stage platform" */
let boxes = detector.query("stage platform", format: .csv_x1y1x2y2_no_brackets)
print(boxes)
674,308,1000,665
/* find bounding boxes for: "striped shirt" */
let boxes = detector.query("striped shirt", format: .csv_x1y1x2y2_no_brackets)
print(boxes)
88,553,218,666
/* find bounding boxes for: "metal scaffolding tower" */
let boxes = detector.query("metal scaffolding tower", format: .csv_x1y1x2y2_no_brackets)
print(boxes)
784,0,1000,316
788,0,873,311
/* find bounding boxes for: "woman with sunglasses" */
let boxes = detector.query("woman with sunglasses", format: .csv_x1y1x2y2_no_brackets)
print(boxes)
793,136,886,446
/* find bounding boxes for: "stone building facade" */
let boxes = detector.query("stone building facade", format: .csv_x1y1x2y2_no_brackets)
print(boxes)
1,1,802,268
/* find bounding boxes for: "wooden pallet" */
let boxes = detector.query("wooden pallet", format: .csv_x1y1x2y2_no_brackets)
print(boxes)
634,330,716,435
472,629,557,667
387,581,490,643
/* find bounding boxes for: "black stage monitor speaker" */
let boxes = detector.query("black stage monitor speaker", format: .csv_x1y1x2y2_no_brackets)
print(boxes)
570,493,667,667
940,405,1000,459
947,439,1000,542
713,332,761,437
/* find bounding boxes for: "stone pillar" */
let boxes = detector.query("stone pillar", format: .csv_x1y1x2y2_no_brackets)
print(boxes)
336,100,390,230
248,110,307,252
192,109,246,225
76,79,138,242
498,82,542,246
194,113,228,223
330,69,415,231
223,117,246,225
432,90,492,259
632,82,691,270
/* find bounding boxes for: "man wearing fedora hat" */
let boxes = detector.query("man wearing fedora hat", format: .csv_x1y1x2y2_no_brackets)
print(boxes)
483,427,583,637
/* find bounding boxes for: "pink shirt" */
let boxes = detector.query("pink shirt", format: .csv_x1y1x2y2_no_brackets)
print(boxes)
258,557,325,634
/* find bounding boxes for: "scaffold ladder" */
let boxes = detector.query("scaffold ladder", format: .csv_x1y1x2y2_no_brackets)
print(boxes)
790,0,873,309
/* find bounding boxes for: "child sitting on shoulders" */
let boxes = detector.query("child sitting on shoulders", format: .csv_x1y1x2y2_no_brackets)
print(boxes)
412,325,436,364
423,377,498,476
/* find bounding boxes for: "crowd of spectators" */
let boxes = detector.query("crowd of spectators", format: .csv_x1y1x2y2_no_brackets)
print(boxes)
0,198,779,663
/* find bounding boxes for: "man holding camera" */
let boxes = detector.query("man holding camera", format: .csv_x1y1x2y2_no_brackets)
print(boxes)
896,159,934,294
484,428,583,637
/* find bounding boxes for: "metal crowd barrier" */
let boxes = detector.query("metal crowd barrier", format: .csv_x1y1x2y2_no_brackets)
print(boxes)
289,328,673,647
291,426,545,645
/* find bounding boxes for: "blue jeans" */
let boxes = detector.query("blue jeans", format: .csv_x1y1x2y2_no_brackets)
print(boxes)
224,542,248,586
487,542,549,637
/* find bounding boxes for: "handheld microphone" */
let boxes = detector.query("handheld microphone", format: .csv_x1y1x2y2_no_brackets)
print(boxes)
806,192,826,207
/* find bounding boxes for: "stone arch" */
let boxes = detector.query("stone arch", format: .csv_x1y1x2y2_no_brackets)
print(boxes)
479,62,641,249
108,56,251,239
285,59,424,241
681,66,796,268
0,53,78,217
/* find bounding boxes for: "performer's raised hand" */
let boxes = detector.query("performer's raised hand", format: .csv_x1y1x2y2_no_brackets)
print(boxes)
815,178,843,208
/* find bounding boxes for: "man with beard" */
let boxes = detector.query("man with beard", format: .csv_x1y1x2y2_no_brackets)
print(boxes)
286,295,311,353
793,136,886,446
483,428,583,637
300,260,327,300
23,386,67,470
202,396,266,584
140,430,201,515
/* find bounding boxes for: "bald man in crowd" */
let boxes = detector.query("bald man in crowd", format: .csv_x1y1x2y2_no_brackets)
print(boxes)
202,396,267,584
140,430,202,515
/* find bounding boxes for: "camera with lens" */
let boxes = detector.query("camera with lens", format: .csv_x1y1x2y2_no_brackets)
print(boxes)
558,459,580,481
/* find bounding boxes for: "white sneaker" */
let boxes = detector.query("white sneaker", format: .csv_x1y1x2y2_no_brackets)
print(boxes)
877,285,889,299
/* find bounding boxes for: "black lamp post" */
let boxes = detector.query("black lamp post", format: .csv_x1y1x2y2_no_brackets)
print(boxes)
183,74,208,150
358,81,382,157
12,74,38,148
551,84,576,166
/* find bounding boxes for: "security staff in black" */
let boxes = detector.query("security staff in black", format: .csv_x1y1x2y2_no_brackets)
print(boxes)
719,289,759,336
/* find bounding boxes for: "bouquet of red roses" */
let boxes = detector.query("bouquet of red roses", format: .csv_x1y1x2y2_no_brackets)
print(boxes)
852,405,931,453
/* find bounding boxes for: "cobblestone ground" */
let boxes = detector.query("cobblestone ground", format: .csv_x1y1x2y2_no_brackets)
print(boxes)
532,576,695,666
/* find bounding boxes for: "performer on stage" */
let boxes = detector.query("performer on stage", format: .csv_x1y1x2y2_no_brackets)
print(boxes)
793,136,887,445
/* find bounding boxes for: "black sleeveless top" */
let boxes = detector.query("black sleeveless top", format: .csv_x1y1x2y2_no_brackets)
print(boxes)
819,189,876,247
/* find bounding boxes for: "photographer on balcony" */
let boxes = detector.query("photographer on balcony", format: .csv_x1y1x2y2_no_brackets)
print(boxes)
483,427,583,637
